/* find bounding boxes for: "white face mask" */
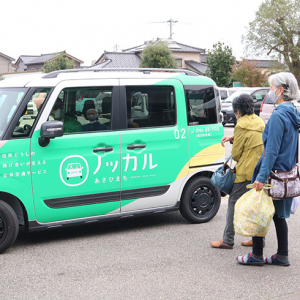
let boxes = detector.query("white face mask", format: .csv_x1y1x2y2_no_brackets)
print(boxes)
87,114,98,121
52,108,63,120
268,88,281,104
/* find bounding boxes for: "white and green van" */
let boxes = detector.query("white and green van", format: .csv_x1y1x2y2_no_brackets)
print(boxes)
0,68,225,253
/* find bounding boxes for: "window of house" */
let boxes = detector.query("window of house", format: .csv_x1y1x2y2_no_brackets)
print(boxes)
176,58,183,67
125,86,176,129
185,86,218,125
48,87,113,134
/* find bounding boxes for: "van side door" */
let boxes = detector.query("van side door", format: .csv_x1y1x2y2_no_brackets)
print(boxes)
119,79,189,212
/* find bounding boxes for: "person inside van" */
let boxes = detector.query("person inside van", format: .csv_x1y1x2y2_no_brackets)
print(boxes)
82,108,107,132
50,98,82,133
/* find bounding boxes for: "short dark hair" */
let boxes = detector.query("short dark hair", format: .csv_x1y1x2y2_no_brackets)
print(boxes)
232,93,254,116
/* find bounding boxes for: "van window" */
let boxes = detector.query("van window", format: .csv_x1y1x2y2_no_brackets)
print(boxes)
0,88,28,138
48,87,113,134
185,86,218,125
252,90,269,101
219,90,227,100
12,88,51,138
125,86,175,128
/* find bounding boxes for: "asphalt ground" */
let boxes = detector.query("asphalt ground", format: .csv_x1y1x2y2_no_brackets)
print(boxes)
0,125,300,300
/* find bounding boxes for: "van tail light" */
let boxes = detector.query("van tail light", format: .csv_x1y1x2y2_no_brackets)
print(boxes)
260,95,267,112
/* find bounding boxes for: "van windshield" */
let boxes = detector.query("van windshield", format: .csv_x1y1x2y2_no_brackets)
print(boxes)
0,88,28,138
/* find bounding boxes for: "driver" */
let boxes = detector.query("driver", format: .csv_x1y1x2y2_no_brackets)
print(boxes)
50,98,82,133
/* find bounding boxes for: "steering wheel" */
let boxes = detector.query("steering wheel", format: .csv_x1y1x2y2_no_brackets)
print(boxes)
23,124,32,135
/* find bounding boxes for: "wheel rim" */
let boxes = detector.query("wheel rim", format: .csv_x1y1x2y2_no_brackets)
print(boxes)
0,212,7,243
190,185,215,216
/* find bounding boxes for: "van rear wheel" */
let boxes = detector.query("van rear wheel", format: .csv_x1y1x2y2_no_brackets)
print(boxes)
0,200,19,254
180,177,221,223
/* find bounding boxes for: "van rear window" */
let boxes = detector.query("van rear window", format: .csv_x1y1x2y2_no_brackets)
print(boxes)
184,85,218,125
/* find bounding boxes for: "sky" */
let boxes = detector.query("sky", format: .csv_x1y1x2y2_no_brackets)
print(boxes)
1,0,265,66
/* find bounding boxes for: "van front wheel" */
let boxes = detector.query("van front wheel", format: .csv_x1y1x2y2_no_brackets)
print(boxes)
0,200,19,254
180,177,221,223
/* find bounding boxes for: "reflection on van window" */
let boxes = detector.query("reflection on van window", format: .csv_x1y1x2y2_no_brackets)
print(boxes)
48,87,113,134
0,88,28,138
12,88,51,138
126,86,175,128
186,87,218,125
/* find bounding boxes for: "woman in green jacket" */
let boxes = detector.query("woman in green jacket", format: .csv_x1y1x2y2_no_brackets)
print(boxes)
211,94,265,249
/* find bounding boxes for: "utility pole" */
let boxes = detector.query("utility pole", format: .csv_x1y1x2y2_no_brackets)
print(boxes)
150,19,178,40
166,19,178,40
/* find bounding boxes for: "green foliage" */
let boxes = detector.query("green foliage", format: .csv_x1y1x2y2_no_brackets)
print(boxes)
231,59,268,87
42,54,75,73
206,42,235,87
140,41,177,69
243,0,300,84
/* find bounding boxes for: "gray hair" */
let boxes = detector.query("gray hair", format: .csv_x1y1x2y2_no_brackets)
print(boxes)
268,72,300,101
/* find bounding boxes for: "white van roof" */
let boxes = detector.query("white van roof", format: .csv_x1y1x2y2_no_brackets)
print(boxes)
0,68,199,88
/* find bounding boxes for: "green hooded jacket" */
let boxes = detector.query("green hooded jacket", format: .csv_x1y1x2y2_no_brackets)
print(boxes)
232,114,265,183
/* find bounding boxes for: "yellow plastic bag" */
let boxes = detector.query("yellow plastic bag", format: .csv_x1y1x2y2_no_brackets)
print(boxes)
234,184,275,237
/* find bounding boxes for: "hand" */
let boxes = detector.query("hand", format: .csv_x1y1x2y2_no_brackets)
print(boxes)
253,180,264,191
221,136,234,147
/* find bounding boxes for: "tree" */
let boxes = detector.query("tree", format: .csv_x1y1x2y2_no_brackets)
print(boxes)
206,42,235,87
231,59,269,87
42,53,75,73
243,0,300,84
140,41,177,69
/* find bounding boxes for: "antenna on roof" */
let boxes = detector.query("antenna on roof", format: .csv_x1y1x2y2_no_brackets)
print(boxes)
151,19,178,39
113,44,120,52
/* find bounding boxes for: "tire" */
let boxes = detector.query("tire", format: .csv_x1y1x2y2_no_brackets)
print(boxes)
222,122,226,126
180,177,221,223
0,200,19,254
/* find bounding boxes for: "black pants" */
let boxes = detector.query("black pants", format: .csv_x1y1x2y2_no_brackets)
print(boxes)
253,214,288,257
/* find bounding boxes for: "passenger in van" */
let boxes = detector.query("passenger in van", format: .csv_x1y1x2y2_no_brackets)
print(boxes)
82,108,108,132
50,98,82,133
127,110,139,128
210,94,265,250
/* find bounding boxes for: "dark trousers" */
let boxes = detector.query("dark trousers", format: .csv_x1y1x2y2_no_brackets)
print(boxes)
223,181,250,245
253,214,288,256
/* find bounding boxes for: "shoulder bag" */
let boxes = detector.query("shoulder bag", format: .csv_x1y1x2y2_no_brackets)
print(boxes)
265,141,300,199
211,155,236,194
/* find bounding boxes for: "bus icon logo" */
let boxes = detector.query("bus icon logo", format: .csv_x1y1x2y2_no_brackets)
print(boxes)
65,163,83,180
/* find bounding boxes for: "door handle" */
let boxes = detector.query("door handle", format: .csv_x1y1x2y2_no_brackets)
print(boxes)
93,147,113,153
127,144,146,150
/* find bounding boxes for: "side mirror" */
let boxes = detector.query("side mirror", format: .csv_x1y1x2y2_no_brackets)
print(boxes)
38,121,63,147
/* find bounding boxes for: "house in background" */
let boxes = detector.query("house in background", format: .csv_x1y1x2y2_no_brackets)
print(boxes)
93,52,142,69
0,52,15,73
93,39,208,75
15,51,83,72
246,59,286,75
